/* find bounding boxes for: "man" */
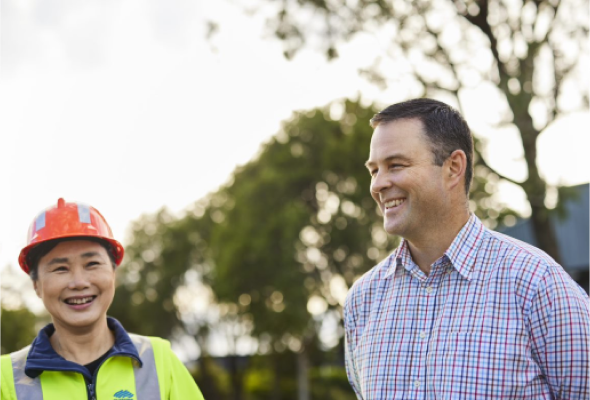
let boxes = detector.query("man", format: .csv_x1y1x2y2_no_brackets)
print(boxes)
1,198,205,399
343,98,589,399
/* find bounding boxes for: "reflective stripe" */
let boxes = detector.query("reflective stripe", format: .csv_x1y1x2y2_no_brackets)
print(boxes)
77,204,91,223
7,335,163,399
35,212,46,231
130,334,162,399
10,346,43,399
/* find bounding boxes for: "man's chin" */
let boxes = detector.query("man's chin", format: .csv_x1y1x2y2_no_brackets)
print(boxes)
384,221,403,236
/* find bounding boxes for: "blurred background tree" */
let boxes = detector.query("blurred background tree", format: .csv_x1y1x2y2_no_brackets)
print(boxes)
255,0,589,264
106,99,517,399
3,1,586,399
1,266,49,354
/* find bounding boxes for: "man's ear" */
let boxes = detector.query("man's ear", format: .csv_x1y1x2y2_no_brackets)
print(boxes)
445,150,467,191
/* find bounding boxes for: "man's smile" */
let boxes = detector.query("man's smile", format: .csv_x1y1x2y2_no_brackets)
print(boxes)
383,198,406,209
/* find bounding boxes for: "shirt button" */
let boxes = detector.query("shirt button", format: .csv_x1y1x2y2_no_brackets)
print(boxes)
414,380,421,388
425,286,433,294
419,331,426,339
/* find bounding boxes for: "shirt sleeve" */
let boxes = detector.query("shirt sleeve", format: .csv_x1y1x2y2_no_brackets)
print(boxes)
343,293,363,399
527,266,590,399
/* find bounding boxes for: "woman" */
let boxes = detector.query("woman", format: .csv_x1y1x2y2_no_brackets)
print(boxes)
1,198,205,399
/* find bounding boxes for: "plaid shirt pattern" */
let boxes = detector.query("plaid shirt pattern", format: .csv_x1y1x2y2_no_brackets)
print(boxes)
344,215,590,399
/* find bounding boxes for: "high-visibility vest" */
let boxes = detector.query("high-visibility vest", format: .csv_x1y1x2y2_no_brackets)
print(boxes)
1,334,204,400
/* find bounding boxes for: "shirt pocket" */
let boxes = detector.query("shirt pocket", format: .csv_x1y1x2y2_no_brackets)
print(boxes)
428,330,538,398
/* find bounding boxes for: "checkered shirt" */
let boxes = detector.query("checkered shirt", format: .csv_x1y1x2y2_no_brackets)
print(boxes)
344,215,590,399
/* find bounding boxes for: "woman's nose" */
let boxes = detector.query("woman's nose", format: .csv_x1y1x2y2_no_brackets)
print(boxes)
68,268,90,289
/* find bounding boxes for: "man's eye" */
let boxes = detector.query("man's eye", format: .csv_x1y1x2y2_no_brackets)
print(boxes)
87,261,100,267
390,164,403,169
53,266,68,272
370,169,378,177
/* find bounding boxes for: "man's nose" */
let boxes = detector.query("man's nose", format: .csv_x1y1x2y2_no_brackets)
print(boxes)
370,170,391,194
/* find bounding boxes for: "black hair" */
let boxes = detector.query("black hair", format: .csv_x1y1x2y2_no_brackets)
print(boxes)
27,237,117,281
370,98,474,194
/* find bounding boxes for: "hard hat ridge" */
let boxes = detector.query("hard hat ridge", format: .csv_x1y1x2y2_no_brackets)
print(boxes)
18,198,124,273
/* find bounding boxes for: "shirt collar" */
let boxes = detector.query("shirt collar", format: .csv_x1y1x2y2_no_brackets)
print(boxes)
443,214,486,280
384,214,486,280
384,240,412,278
25,317,142,379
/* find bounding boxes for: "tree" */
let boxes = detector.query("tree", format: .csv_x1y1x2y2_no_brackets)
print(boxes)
1,307,38,354
109,209,214,338
107,99,516,397
0,266,42,354
257,0,588,263
176,99,516,398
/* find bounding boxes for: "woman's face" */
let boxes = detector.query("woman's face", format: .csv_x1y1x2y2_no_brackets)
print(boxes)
34,240,116,332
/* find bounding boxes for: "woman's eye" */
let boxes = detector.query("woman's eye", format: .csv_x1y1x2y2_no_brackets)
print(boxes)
53,266,68,272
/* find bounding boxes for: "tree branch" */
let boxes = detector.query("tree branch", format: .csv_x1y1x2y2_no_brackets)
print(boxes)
461,0,509,85
476,151,523,187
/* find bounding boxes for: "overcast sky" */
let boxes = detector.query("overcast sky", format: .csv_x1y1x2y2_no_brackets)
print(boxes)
1,0,588,277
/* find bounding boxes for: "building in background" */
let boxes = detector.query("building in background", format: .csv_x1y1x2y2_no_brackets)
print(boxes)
499,183,589,293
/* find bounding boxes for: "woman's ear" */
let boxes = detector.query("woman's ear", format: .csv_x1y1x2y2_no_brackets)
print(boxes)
33,279,42,298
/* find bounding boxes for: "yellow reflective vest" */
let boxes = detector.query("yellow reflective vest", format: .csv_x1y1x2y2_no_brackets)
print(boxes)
1,319,204,400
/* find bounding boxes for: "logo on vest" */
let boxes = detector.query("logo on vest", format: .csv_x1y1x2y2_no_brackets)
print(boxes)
113,390,134,399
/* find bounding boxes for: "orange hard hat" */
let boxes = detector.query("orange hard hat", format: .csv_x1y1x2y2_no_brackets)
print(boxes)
18,198,124,273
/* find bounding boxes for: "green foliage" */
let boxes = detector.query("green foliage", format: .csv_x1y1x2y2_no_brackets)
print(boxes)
198,99,398,345
256,0,588,263
309,367,357,400
193,356,232,399
111,99,518,397
110,209,214,338
1,307,37,354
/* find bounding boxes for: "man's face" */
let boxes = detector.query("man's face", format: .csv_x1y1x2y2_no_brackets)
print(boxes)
366,118,449,242
34,240,116,332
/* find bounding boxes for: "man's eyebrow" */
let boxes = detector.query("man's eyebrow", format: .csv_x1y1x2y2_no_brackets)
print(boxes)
365,154,412,168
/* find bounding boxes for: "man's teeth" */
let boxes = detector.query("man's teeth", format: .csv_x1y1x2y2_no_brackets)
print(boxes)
385,199,405,208
66,297,94,305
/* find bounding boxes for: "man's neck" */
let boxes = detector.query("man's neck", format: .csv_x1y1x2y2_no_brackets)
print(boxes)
406,211,471,275
50,318,115,366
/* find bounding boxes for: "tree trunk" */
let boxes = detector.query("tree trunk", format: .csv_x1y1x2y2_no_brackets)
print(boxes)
504,52,562,265
528,200,562,264
271,352,282,400
229,355,243,400
296,348,310,400
198,356,224,400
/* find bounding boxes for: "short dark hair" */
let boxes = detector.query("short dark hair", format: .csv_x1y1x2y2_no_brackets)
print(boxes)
27,237,117,281
370,98,474,194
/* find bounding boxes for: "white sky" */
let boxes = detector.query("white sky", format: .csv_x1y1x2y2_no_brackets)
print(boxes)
1,0,588,280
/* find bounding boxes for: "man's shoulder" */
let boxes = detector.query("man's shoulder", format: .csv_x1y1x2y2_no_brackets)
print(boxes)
465,225,558,282
484,229,558,266
344,253,395,315
480,228,587,298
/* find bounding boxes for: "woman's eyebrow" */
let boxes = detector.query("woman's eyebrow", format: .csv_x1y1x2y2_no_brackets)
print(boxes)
47,257,69,266
80,251,101,259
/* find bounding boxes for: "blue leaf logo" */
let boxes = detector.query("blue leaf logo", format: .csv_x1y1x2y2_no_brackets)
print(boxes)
113,390,134,399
